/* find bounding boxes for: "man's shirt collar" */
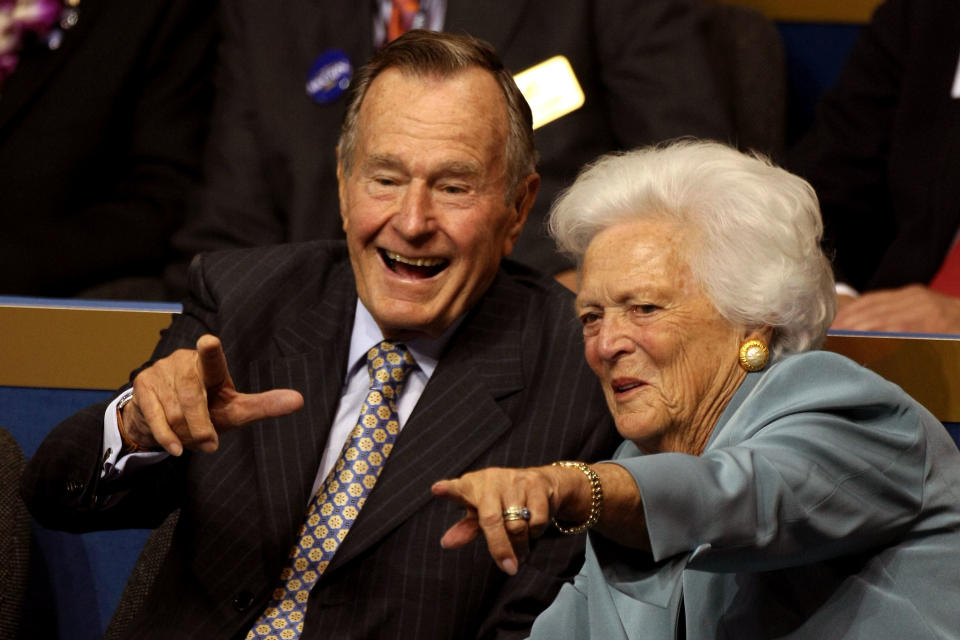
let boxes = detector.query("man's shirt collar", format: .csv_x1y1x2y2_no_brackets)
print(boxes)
346,298,463,381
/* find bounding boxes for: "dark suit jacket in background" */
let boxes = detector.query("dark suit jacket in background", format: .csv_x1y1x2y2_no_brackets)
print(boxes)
166,0,731,293
23,241,621,639
787,0,960,292
0,0,214,298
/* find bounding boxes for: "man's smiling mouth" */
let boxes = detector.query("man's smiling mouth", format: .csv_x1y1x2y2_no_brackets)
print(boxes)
380,249,448,278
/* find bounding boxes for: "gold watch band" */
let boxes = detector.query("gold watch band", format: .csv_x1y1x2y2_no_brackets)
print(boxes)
116,393,145,453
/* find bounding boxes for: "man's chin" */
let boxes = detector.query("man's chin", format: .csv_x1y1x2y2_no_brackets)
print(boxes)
369,301,451,341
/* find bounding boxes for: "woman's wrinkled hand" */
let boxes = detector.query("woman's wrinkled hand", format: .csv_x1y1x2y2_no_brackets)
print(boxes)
431,466,562,576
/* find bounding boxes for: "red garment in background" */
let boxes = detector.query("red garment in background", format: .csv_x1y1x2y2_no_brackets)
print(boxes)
929,239,960,297
387,0,420,42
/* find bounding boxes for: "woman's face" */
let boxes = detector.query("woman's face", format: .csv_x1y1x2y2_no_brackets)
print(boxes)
576,219,749,455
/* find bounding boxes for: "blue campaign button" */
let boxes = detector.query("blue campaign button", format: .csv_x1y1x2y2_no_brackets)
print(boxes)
305,49,353,104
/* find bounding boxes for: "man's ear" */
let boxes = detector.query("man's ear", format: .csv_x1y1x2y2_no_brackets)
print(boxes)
502,172,540,256
336,148,349,232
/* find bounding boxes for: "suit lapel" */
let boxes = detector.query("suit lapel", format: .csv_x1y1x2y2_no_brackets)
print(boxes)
327,271,527,572
248,261,358,565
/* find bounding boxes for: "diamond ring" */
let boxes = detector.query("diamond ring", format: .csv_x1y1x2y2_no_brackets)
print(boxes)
502,506,531,522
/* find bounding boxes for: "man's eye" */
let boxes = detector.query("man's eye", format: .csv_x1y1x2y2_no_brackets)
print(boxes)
375,177,397,186
633,304,659,315
440,184,467,195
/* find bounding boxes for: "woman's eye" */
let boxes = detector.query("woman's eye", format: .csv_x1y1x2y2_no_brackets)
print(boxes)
580,312,601,326
633,304,659,314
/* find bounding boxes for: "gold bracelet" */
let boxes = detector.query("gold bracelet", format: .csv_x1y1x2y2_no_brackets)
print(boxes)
551,461,603,535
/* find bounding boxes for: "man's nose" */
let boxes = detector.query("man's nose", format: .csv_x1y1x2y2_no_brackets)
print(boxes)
393,182,435,239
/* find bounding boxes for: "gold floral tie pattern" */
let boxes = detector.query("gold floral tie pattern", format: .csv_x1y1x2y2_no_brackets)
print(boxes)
246,341,415,640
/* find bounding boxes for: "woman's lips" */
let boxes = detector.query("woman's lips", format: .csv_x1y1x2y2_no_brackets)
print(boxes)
611,378,646,396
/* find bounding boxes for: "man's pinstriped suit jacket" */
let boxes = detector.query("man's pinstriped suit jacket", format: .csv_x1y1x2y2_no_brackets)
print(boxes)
23,241,621,639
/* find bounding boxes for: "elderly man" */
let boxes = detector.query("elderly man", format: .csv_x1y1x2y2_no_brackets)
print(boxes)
22,31,618,639
166,0,731,294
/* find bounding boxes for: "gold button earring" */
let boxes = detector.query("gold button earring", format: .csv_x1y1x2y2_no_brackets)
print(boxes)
738,338,769,372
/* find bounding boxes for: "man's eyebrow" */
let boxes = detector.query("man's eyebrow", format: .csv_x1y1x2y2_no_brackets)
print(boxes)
435,161,482,178
362,154,404,171
361,155,483,179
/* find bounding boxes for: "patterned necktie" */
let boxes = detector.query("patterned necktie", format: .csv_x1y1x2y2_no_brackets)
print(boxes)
246,341,415,640
387,0,420,42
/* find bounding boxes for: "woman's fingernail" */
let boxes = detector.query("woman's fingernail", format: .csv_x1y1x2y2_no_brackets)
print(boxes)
502,558,518,575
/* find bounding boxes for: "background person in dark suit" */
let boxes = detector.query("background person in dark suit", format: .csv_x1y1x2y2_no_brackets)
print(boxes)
788,0,960,333
0,0,215,299
22,31,620,639
166,0,731,295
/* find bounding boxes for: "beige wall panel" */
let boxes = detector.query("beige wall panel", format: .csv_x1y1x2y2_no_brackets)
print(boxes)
717,0,882,23
823,334,960,423
0,305,174,390
3,305,958,423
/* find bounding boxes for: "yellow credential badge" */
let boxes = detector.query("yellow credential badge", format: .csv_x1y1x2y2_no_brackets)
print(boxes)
513,55,585,130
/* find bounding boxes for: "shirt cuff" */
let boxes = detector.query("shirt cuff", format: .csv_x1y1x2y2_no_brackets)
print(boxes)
101,389,168,480
835,282,859,298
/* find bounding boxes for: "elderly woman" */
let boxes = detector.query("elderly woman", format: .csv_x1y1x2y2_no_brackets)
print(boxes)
432,141,960,639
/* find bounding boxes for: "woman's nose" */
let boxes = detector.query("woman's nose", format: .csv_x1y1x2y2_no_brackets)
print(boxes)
594,314,635,361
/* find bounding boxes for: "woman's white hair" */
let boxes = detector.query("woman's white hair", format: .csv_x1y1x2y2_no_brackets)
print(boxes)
549,140,836,358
